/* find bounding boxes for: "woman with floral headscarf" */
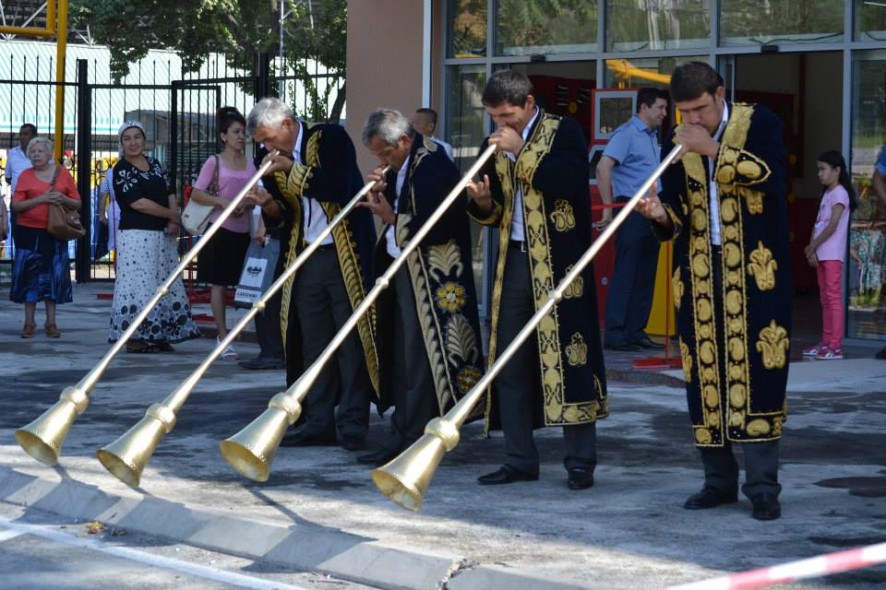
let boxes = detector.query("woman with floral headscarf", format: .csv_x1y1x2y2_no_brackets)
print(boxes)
107,120,200,352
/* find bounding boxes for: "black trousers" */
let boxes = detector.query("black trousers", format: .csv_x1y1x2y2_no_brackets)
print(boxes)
387,265,438,449
699,245,781,499
494,244,597,475
293,248,372,441
604,205,660,346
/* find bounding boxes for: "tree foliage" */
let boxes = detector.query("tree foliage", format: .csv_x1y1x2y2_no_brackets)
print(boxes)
70,0,347,121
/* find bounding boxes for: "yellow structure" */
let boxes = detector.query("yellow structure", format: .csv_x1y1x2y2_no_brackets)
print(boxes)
0,1,69,162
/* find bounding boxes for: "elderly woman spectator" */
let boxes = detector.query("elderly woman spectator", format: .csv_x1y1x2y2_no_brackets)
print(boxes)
188,106,256,359
9,136,80,338
108,120,200,353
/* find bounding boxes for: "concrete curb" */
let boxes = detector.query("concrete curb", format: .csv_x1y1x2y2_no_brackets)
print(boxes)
0,466,593,589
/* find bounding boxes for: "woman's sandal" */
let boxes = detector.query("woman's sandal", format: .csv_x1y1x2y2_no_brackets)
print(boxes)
20,322,36,338
154,342,175,353
44,323,60,338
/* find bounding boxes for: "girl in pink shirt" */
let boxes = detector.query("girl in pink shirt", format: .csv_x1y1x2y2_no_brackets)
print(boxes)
803,151,857,360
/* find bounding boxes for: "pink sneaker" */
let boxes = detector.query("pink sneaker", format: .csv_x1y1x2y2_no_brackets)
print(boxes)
802,344,822,357
817,347,843,360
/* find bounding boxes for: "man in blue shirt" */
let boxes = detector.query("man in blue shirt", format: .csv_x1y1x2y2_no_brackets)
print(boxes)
597,88,668,351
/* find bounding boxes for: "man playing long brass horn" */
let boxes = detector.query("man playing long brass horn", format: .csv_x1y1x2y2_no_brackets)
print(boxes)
357,109,484,467
246,98,378,451
637,62,790,521
466,70,608,490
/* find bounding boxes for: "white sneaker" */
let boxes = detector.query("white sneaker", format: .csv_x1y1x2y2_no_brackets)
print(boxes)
217,336,237,360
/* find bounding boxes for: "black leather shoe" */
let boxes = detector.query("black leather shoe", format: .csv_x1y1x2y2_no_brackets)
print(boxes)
279,430,337,447
477,465,539,485
356,446,401,466
238,357,285,370
604,342,641,352
683,487,739,509
633,336,664,350
751,493,781,521
566,468,594,490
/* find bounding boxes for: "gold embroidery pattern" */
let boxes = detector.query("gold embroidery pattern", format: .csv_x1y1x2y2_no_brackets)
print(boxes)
672,268,684,309
436,282,466,313
717,106,758,444
521,119,567,425
322,201,380,396
747,241,778,291
741,187,764,214
562,265,584,299
550,199,576,232
484,150,518,425
457,366,482,395
756,320,789,369
406,241,482,413
426,242,464,283
680,340,692,382
485,115,604,429
682,151,721,447
276,179,304,353
565,333,588,367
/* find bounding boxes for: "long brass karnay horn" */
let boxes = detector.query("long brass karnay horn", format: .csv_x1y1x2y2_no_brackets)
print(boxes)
15,152,279,467
220,144,499,483
373,144,684,511
96,166,391,487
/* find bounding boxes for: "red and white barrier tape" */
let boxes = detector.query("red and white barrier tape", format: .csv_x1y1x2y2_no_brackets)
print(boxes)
666,541,886,590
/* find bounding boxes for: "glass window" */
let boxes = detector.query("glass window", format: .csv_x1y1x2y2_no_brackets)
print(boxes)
603,56,703,90
848,51,886,343
445,64,488,313
606,0,710,52
855,0,886,41
448,0,488,58
720,0,844,47
495,0,598,56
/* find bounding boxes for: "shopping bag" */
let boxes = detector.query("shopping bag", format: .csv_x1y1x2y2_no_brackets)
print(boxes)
234,237,280,308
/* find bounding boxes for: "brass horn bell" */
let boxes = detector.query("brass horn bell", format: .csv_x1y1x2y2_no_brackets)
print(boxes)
219,394,299,482
16,385,90,466
97,404,177,488
371,417,460,512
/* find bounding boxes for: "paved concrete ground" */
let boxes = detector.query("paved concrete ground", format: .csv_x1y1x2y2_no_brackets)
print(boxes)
1,282,885,589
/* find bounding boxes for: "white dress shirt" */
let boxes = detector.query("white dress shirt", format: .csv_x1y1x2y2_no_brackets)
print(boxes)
293,121,333,246
385,155,410,259
708,102,729,246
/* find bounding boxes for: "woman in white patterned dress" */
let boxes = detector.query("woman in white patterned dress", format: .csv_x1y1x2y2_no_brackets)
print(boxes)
107,120,200,352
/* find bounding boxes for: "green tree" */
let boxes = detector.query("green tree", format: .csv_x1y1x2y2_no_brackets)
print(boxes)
70,0,347,122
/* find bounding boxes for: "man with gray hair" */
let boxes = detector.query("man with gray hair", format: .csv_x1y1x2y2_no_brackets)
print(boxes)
246,97,378,451
355,108,483,466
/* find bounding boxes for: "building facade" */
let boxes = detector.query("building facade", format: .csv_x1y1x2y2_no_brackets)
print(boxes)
347,0,886,347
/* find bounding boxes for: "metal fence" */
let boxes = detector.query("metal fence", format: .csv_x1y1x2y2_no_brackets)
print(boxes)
0,51,343,282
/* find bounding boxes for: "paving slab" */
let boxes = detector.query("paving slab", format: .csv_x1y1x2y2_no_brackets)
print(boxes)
0,282,884,589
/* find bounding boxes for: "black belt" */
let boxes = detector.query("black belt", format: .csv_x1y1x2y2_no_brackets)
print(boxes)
311,243,336,251
614,195,630,203
508,240,527,252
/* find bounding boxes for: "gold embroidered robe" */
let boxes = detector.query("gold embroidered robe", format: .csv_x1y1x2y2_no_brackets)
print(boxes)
468,112,608,428
656,103,792,447
258,124,379,393
374,137,484,414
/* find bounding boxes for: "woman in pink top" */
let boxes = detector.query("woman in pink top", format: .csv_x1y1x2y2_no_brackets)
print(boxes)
189,107,257,359
803,151,858,360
